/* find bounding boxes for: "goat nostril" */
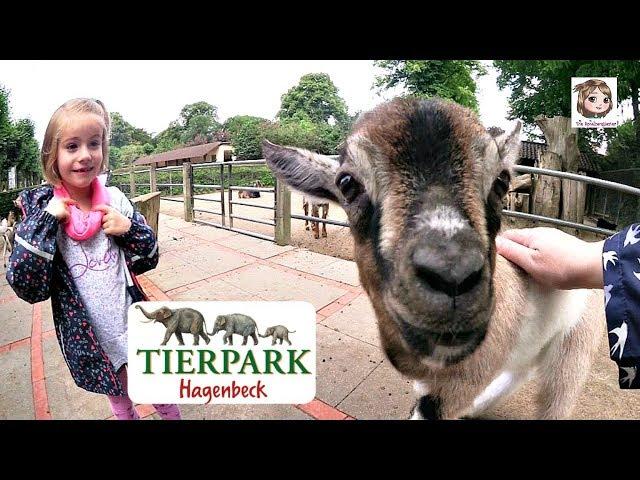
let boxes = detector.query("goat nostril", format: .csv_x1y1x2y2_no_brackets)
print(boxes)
414,264,483,297
457,267,483,295
415,265,455,296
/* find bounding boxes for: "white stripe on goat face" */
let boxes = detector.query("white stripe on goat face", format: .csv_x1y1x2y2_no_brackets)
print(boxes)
381,196,470,256
415,205,469,239
379,196,398,256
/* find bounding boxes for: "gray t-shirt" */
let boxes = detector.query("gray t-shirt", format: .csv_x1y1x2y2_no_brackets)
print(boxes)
56,187,134,372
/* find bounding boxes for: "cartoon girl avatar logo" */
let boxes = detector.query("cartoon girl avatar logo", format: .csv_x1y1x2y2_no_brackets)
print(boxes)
573,79,613,118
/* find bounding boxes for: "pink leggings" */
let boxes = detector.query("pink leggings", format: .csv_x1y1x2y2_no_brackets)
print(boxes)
107,366,181,420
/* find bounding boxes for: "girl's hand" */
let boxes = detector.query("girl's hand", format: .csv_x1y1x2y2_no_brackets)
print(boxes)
94,205,132,236
45,197,76,222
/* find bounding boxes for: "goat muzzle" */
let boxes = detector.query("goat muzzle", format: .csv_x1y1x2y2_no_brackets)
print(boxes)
399,319,487,363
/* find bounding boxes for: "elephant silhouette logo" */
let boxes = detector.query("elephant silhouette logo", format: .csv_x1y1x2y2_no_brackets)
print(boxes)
259,325,296,345
135,305,301,348
210,313,260,346
135,304,211,346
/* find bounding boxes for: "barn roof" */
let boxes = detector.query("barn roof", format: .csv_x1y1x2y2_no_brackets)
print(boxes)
133,142,228,166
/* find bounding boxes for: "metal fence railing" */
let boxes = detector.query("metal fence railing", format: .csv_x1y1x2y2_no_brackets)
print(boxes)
286,162,640,237
110,159,640,244
109,167,152,198
156,166,185,202
505,165,640,236
189,160,276,241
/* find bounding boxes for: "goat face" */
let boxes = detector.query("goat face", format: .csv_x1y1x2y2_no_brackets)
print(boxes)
264,98,520,371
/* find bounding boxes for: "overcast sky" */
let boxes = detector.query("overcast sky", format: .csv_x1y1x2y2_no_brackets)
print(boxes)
0,60,517,146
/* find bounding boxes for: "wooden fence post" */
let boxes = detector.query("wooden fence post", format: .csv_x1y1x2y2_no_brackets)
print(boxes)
532,151,561,218
129,164,136,197
183,162,194,222
149,164,157,192
534,115,583,224
275,178,291,246
130,192,161,236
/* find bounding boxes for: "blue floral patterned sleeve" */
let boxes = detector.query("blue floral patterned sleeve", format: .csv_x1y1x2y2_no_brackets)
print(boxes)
6,188,59,304
113,209,159,275
602,223,640,389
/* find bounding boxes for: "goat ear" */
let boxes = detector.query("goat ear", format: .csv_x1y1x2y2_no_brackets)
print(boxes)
262,140,340,204
494,121,522,169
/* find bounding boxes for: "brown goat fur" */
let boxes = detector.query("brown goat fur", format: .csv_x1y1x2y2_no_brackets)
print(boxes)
263,97,602,419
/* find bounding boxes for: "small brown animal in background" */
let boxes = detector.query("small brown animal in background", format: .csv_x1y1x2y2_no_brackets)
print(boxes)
238,180,264,199
303,196,329,239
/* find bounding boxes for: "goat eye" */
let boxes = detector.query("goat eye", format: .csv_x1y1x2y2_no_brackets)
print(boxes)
336,174,361,202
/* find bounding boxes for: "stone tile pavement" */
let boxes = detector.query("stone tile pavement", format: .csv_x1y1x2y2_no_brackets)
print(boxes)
1,211,638,420
0,213,413,420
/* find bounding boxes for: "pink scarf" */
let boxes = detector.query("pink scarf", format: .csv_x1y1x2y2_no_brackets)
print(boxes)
53,177,110,241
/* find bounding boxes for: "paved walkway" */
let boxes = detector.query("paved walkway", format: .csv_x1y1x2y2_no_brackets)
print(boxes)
1,211,639,420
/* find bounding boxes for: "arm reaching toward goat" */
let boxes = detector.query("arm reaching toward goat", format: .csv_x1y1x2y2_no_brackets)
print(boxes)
496,228,604,290
498,224,640,389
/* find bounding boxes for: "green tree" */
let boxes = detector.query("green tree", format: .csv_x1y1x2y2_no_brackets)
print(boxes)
113,144,146,169
180,114,221,145
265,117,342,155
273,73,351,155
0,86,41,186
278,73,350,127
180,102,218,127
110,144,151,170
265,117,319,152
0,85,13,176
224,115,270,160
143,143,155,155
130,126,153,145
110,112,153,148
604,120,640,170
494,60,640,155
314,121,344,154
176,101,222,145
110,112,131,147
153,120,183,153
109,146,122,169
374,60,487,113
12,119,40,175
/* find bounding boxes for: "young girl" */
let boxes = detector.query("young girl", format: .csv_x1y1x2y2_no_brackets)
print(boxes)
6,98,181,420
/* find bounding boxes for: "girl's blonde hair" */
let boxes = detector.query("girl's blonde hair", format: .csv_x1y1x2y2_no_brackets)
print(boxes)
574,79,613,118
41,98,111,186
